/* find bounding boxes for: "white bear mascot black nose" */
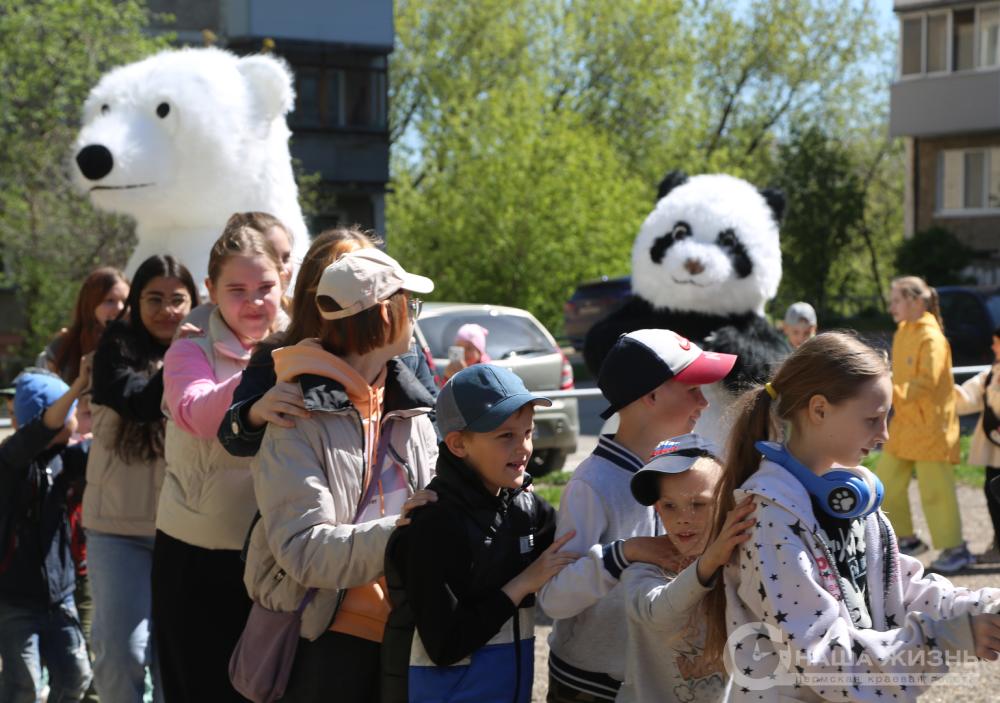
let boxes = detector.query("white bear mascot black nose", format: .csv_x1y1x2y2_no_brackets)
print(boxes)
584,171,791,447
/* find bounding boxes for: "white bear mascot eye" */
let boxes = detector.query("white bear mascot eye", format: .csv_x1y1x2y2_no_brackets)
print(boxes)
73,47,309,290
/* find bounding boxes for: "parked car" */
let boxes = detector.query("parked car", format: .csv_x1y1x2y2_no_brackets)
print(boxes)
563,275,631,350
937,285,1000,368
414,302,578,475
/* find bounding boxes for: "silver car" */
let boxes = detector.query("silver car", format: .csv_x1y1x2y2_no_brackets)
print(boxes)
414,302,579,475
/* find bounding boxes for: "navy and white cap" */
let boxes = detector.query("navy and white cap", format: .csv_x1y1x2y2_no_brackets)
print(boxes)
436,364,552,436
630,433,721,506
598,329,736,419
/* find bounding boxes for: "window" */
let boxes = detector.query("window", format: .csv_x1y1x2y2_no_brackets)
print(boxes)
937,147,1000,212
418,312,556,361
289,66,386,130
927,14,948,72
965,151,986,208
981,6,1000,67
954,9,976,71
901,16,923,75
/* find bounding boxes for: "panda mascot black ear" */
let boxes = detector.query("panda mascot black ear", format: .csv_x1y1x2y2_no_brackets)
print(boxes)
758,187,786,223
657,170,689,201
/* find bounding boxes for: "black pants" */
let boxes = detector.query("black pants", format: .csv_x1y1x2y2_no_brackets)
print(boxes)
151,530,252,702
987,467,1000,546
279,631,380,703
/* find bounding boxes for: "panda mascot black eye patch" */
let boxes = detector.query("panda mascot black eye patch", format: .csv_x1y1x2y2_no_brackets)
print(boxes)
650,221,691,264
584,170,791,446
716,228,752,279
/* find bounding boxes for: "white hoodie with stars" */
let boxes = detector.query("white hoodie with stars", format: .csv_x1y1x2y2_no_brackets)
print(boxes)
724,458,1000,702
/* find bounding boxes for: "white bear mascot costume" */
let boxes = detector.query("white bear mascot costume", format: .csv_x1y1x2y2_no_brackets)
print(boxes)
72,47,310,286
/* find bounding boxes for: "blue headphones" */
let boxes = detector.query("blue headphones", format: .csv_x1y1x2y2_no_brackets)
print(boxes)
755,441,884,520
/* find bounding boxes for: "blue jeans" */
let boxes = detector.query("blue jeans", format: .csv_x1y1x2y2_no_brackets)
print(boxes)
0,595,92,703
86,530,162,703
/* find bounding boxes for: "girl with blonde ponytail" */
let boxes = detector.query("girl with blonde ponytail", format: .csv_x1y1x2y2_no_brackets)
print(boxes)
877,275,967,573
704,332,1000,701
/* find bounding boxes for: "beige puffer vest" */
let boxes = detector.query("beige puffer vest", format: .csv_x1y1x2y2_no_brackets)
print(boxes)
156,304,257,551
82,398,166,537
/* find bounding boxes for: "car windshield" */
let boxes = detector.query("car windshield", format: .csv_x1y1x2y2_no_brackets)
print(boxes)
419,311,556,360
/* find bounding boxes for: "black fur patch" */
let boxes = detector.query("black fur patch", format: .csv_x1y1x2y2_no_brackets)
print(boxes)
649,221,691,264
716,228,752,278
583,296,791,391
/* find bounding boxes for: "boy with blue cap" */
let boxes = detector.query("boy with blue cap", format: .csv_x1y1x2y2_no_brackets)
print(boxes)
381,364,579,703
1,362,94,701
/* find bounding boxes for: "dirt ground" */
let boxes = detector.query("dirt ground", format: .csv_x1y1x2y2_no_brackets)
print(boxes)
530,480,1000,702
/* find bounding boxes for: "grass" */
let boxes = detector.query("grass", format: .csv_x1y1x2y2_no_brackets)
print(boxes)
535,436,985,508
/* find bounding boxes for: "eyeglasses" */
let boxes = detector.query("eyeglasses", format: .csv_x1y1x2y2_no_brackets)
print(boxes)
140,294,191,313
407,297,423,321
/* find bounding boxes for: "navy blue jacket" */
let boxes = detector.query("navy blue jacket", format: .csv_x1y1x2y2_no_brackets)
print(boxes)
0,417,88,608
381,446,556,703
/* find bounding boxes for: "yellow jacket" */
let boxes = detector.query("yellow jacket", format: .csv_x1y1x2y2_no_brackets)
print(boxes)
884,312,960,463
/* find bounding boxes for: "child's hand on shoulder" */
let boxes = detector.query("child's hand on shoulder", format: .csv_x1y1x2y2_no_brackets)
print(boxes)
73,353,94,393
696,496,756,587
972,613,1000,661
624,535,684,572
248,382,310,429
502,530,580,605
395,489,438,526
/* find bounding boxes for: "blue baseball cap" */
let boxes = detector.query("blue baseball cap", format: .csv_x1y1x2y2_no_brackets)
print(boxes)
13,369,73,426
436,364,552,436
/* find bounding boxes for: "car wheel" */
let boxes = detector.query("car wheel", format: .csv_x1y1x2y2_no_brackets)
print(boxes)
530,449,568,477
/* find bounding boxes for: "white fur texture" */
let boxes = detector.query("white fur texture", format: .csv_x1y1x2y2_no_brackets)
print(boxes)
72,47,309,286
631,174,781,316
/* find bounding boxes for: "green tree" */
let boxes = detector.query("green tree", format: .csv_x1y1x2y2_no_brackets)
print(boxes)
389,0,897,329
389,80,648,332
771,125,866,316
0,0,168,364
895,227,975,286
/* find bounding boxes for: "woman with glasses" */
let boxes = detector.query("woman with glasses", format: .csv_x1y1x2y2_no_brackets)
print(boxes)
85,255,198,703
240,248,439,703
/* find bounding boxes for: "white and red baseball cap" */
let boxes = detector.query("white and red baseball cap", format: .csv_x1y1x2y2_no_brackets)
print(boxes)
597,329,737,419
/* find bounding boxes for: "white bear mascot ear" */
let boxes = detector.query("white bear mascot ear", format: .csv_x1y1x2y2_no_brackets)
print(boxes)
237,54,296,130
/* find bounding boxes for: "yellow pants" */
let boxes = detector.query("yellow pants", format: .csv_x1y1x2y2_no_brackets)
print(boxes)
876,452,963,550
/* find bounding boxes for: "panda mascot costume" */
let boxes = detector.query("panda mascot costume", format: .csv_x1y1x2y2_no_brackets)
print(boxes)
583,171,790,446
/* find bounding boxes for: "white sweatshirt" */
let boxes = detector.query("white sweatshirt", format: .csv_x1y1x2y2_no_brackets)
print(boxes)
725,458,1000,702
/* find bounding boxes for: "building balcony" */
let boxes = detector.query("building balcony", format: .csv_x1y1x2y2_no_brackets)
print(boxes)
890,68,1000,137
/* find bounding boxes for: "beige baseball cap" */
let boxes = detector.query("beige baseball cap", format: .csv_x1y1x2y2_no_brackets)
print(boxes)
316,248,434,320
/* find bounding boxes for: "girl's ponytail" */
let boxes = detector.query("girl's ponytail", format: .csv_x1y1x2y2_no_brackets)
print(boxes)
704,385,775,662
927,285,944,331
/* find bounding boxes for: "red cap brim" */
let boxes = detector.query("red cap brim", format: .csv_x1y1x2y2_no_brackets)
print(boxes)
673,351,737,385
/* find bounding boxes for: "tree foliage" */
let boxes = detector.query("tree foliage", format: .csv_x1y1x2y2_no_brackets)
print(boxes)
0,0,169,362
388,0,897,332
895,227,975,286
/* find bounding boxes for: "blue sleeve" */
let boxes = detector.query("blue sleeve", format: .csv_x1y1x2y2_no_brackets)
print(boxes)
0,418,60,500
217,343,277,457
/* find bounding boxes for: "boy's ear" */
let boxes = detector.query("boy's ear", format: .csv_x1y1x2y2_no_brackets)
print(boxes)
444,430,469,458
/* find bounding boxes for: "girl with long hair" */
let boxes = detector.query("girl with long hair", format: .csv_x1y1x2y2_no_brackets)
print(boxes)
86,255,198,702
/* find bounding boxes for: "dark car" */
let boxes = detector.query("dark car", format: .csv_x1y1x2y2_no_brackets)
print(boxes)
563,275,631,351
937,285,1000,368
